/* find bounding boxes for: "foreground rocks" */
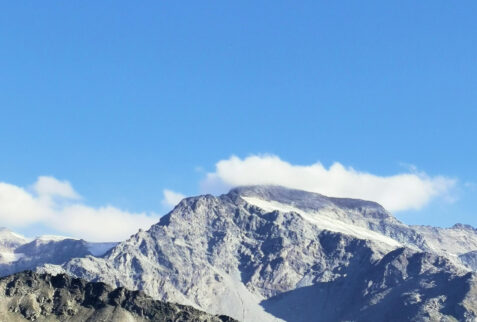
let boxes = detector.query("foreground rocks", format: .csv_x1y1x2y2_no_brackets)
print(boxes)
0,271,236,322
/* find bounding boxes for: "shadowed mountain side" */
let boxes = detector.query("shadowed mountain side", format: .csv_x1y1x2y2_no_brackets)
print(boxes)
1,239,92,276
460,251,477,271
0,239,98,277
261,248,477,322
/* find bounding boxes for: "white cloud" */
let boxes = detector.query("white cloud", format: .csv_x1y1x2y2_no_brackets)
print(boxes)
0,182,52,226
0,177,159,242
54,204,157,242
201,155,456,212
32,176,80,200
162,189,186,208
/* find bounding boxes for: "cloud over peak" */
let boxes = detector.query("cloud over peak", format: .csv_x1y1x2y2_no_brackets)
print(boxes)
0,157,458,241
202,155,456,212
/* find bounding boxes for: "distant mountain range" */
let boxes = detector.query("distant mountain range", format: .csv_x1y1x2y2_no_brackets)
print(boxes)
0,227,116,277
2,186,477,321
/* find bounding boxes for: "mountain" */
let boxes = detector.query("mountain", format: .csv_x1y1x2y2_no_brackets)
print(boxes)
39,186,477,321
0,230,116,277
0,270,236,322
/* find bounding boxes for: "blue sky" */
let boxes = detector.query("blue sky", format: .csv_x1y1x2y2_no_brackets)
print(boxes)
1,1,476,240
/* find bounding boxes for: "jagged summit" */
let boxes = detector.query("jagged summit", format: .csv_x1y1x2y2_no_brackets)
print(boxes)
156,185,401,249
225,185,404,246
452,223,477,231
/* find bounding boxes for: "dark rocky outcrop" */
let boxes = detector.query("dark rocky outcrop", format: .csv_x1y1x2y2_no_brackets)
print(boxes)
0,271,236,322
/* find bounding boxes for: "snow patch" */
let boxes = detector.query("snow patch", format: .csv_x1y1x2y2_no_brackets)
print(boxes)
36,235,78,242
242,196,402,249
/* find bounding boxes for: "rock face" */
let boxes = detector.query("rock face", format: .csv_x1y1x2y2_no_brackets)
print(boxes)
413,224,477,270
39,186,477,321
0,271,236,322
261,248,477,322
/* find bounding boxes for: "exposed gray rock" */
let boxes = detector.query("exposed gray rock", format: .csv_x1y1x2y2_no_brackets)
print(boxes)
460,251,477,271
413,223,477,269
38,186,477,321
0,270,236,322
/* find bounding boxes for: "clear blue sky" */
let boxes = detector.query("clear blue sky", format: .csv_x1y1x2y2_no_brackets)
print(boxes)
1,1,476,236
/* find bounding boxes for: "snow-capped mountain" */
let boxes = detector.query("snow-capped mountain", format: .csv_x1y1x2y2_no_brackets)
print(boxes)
0,230,116,277
39,186,477,321
0,228,29,264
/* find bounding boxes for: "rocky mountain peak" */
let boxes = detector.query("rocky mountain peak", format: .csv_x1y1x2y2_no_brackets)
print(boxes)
228,185,393,221
452,223,477,231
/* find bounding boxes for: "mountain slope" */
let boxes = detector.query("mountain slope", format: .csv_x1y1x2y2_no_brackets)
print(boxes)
0,271,236,322
413,224,477,270
40,186,477,321
261,248,477,321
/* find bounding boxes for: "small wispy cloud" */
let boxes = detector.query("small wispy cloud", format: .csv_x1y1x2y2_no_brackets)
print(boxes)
162,189,186,208
32,176,81,200
201,155,457,212
464,182,477,190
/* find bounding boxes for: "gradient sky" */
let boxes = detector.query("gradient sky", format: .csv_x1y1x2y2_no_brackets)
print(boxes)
1,1,476,238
